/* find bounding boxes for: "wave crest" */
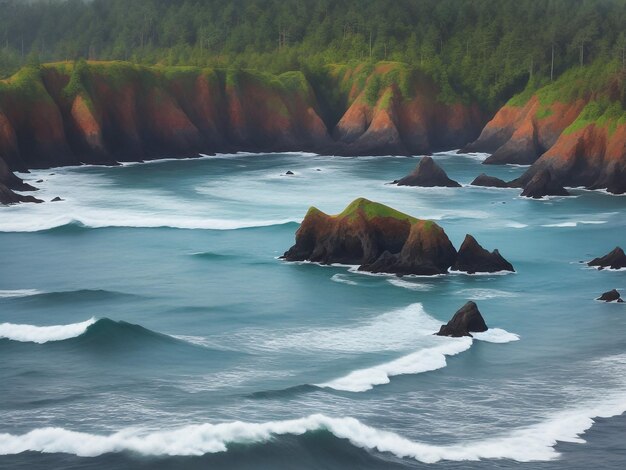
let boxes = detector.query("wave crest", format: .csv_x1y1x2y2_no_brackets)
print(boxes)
3,396,626,462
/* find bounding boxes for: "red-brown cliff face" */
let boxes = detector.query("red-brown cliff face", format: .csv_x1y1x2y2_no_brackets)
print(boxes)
463,96,586,165
0,61,485,175
466,65,626,194
333,65,484,156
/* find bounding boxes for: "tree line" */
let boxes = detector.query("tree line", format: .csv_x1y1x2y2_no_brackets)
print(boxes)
1,0,625,107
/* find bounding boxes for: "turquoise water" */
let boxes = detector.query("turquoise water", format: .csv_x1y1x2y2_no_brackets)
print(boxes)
1,152,625,469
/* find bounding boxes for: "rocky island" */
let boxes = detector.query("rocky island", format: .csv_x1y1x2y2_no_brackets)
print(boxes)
394,156,461,187
588,247,626,270
436,301,489,337
282,198,514,276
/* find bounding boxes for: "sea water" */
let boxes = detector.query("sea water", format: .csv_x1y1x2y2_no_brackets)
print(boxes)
0,152,625,469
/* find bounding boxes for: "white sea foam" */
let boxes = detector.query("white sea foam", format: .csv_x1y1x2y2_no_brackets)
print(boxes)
456,289,519,300
387,278,433,291
473,328,520,343
504,221,528,229
330,274,358,286
542,220,607,228
3,390,626,462
317,337,473,392
0,289,42,298
256,303,442,354
0,318,96,343
448,269,515,277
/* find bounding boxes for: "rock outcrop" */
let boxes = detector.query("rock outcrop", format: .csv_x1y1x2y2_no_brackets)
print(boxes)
0,156,36,191
283,198,513,276
395,157,461,187
0,184,43,205
470,173,511,188
436,301,488,337
597,289,624,303
588,247,626,270
452,235,514,274
519,169,569,199
282,198,458,275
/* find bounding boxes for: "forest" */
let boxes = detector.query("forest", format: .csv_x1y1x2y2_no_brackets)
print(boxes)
1,0,626,107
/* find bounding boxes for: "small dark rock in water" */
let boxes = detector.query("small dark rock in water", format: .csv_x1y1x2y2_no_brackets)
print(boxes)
285,171,294,175
520,169,569,199
396,156,461,187
436,301,488,337
36,179,44,183
316,169,322,171
51,197,63,202
452,234,515,274
470,173,510,188
588,247,626,270
597,289,624,302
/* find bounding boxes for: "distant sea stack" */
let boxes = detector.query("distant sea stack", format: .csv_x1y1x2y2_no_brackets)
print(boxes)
452,235,515,274
283,198,513,276
588,247,626,270
436,301,488,337
395,157,461,187
519,169,570,199
597,289,624,303
470,173,511,188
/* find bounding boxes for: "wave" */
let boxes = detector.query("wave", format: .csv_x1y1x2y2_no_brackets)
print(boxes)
189,251,239,260
455,288,519,300
316,337,473,392
387,278,433,291
0,318,96,343
330,274,358,286
0,289,42,298
504,221,528,228
4,394,626,462
0,289,141,304
254,303,443,353
542,220,607,228
0,217,300,233
0,318,207,349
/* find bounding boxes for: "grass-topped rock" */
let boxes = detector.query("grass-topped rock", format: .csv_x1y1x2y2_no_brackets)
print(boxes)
282,198,514,276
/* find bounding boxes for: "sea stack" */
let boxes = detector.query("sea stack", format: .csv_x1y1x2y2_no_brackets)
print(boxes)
396,157,461,187
452,235,514,274
282,198,458,275
436,301,488,337
520,169,569,199
597,289,624,303
588,247,626,270
470,173,511,188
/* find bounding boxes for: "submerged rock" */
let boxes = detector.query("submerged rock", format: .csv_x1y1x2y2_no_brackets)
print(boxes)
470,173,510,188
597,289,624,303
436,301,488,337
588,247,626,270
520,169,569,198
396,156,461,188
51,196,63,202
452,235,514,274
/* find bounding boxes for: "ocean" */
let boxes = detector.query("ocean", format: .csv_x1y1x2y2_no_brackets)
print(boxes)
1,151,625,469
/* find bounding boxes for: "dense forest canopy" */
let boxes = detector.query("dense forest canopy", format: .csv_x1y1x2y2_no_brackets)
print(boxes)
1,0,625,107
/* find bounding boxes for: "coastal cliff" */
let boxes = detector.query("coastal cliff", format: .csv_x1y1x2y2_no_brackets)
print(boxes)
0,61,485,173
464,63,626,194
